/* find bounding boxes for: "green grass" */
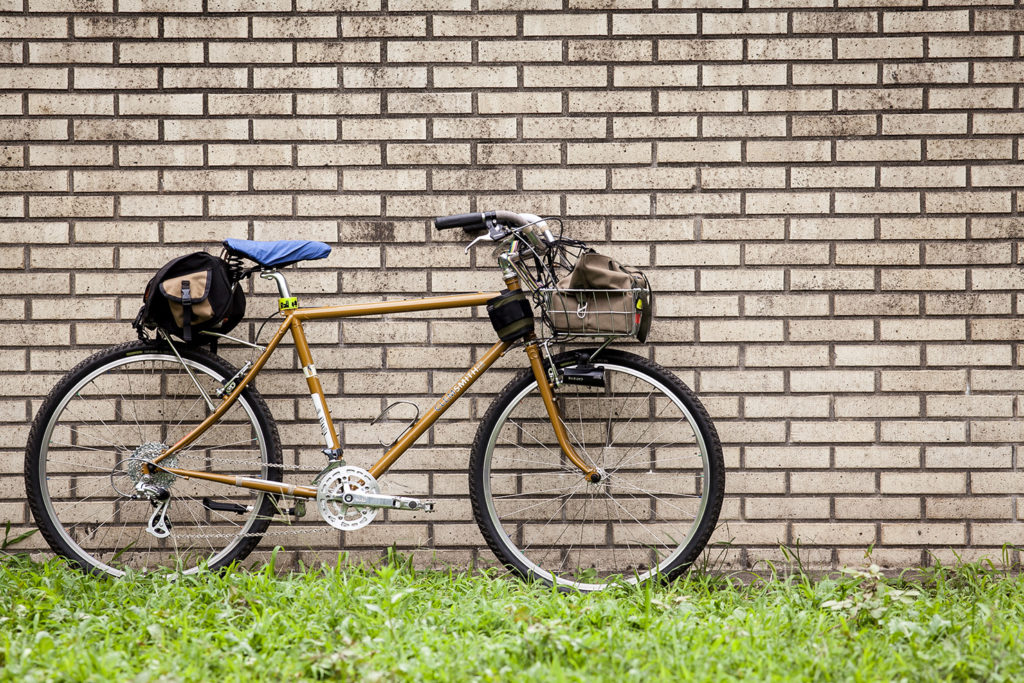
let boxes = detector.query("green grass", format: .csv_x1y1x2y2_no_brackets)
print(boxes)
2,549,1024,682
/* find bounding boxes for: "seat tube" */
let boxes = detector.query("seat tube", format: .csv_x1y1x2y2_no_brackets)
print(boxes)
290,316,342,454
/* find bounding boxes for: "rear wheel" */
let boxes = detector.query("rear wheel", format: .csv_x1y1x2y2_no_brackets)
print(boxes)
470,348,724,591
25,340,282,577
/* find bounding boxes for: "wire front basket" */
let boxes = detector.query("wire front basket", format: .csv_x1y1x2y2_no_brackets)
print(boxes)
502,225,651,342
540,287,647,338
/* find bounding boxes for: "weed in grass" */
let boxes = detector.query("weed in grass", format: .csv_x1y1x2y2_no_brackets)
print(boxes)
2,553,1024,681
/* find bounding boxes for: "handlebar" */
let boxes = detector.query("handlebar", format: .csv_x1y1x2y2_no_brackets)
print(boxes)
433,210,534,232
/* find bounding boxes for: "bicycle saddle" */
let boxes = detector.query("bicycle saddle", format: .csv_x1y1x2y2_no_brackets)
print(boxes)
222,238,331,268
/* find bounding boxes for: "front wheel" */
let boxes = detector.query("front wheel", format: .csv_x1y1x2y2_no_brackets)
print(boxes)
470,348,724,591
25,340,283,577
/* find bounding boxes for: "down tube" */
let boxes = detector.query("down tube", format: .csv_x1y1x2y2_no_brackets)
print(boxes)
368,340,510,479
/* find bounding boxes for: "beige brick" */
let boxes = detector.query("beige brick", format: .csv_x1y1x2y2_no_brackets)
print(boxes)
0,170,66,192
30,42,113,64
835,395,920,419
30,144,112,166
253,16,337,39
298,144,381,166
702,64,786,88
838,37,922,60
747,141,829,163
523,117,605,139
75,17,157,39
834,446,919,470
0,16,68,38
926,446,1010,470
884,10,968,33
163,67,247,89
836,498,921,521
297,42,380,64
701,370,782,394
298,194,381,217
209,94,293,116
342,16,425,38
748,38,831,61
612,13,695,35
120,144,203,167
73,170,156,193
658,39,741,61
164,169,247,192
479,39,562,63
384,143,466,165
746,345,829,368
433,14,515,37
927,499,1010,521
28,94,113,116
432,118,514,140
569,39,651,62
119,94,203,116
881,523,965,546
792,166,875,189
926,343,1010,366
0,67,66,89
295,94,378,116
792,523,876,545
343,118,426,140
524,13,607,36
699,320,783,343
745,396,829,419
611,168,694,190
165,119,249,141
255,67,338,89
659,90,742,113
704,11,786,34
789,319,874,342
659,192,739,215
929,87,1012,111
794,64,876,86
749,89,832,113
210,194,291,217
478,92,560,115
746,497,830,520
209,144,292,166
927,138,1011,161
747,192,830,215
838,87,923,111
29,196,113,218
838,139,921,162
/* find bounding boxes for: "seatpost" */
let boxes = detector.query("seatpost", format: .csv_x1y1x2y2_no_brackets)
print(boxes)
260,270,298,311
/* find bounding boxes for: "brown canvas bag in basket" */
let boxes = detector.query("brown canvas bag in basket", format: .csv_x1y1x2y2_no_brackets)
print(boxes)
547,252,651,341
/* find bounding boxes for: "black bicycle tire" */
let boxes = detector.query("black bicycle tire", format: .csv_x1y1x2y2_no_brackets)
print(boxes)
25,340,283,576
469,347,725,591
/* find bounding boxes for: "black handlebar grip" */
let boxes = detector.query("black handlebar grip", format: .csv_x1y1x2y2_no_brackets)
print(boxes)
434,212,491,231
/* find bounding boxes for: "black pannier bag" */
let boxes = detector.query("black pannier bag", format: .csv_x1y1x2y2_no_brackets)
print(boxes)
132,251,245,345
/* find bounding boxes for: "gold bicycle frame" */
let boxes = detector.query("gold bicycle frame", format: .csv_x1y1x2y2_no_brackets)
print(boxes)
148,277,599,500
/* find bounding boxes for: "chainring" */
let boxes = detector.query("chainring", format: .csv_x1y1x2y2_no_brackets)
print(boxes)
316,465,380,531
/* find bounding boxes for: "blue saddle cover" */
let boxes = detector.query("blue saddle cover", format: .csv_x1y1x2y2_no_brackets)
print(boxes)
223,239,331,268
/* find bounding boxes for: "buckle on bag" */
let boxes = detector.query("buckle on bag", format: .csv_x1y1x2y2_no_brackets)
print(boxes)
575,300,588,319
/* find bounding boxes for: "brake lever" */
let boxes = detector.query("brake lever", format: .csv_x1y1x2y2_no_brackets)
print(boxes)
465,233,494,253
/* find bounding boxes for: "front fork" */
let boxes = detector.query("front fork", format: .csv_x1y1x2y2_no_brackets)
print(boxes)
524,342,602,483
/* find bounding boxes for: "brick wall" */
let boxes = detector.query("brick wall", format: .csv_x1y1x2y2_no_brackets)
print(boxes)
4,2,1024,572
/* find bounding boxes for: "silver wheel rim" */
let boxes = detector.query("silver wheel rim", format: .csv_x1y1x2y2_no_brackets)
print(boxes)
37,352,270,577
481,361,711,591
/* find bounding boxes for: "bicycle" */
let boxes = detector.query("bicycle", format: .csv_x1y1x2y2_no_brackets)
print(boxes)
25,210,724,591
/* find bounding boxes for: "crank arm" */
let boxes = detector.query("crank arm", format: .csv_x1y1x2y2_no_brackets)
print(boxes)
333,491,435,512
